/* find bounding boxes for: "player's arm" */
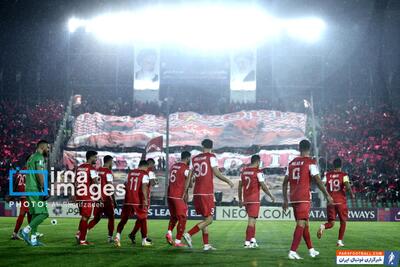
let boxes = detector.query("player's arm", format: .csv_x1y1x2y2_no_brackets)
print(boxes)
282,175,289,211
238,180,243,207
34,160,45,191
183,169,192,203
142,175,150,208
343,175,355,199
212,167,234,188
210,156,234,188
313,174,334,205
260,182,275,203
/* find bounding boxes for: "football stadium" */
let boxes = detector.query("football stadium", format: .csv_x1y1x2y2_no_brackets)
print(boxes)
0,1,399,266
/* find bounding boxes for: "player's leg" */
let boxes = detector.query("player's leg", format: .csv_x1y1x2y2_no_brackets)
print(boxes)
337,204,348,246
166,198,177,245
21,197,48,246
174,200,188,247
115,205,131,247
137,208,151,247
244,216,256,248
184,195,214,249
318,204,336,239
78,202,93,245
12,205,27,240
87,206,102,231
129,219,141,244
303,220,319,258
105,203,115,243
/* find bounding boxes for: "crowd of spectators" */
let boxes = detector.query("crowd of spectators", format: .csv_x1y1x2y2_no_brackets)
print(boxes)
320,99,400,206
0,99,65,196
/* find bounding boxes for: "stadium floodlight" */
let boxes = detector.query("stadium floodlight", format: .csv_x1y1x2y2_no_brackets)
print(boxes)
68,17,87,33
284,17,326,43
67,6,326,47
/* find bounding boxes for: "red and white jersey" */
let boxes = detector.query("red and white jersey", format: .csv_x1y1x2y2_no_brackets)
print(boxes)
75,163,98,201
325,171,349,204
192,152,218,195
16,167,27,198
286,156,319,203
168,162,190,199
240,167,264,203
97,167,114,202
124,169,149,205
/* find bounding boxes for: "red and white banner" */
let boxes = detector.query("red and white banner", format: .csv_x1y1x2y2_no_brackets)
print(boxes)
67,110,306,149
63,149,299,171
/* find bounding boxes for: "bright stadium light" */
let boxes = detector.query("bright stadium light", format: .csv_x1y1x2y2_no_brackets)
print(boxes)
68,17,87,33
67,6,326,47
284,17,326,43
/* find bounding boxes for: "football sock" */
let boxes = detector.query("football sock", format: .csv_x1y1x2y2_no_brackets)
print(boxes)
188,225,200,236
29,213,48,235
324,221,334,229
303,224,313,249
339,221,346,240
14,212,25,233
131,219,141,236
202,232,209,245
79,219,88,241
108,217,114,237
246,225,255,241
168,217,178,232
140,219,148,239
88,216,100,230
290,225,304,252
23,225,31,234
176,216,187,241
27,213,32,223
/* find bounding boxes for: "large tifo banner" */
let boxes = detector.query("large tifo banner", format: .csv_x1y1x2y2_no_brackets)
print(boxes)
67,110,307,149
63,149,300,171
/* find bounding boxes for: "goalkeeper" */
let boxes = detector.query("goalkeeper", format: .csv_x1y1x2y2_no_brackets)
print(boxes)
20,140,50,246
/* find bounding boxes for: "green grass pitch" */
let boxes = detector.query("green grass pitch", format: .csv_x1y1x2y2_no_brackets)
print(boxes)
0,217,399,267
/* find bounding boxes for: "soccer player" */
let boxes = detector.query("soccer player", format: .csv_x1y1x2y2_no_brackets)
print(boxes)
87,155,116,243
282,139,333,260
317,158,355,247
128,158,157,244
11,162,32,240
183,139,234,251
114,160,151,247
238,154,276,248
75,150,99,245
20,140,50,246
165,151,192,247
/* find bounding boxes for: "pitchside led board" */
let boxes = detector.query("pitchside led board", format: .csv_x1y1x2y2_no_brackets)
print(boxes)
230,49,257,103
133,45,160,102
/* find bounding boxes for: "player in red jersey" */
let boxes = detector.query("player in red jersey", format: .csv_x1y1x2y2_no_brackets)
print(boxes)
282,140,333,260
87,155,116,243
238,154,275,248
114,160,151,247
317,158,355,247
128,158,157,244
75,150,99,245
165,151,192,247
11,163,32,240
183,139,234,251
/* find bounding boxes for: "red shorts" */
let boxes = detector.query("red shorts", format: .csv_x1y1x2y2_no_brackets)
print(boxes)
93,200,115,218
292,202,311,221
20,199,30,213
121,204,148,220
193,195,214,217
245,203,260,218
168,197,188,218
327,204,348,222
78,201,94,218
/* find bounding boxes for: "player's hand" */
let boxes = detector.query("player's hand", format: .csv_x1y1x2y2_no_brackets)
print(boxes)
350,192,355,199
282,200,289,211
183,193,189,203
239,200,243,208
270,195,276,203
228,180,234,189
327,195,334,206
